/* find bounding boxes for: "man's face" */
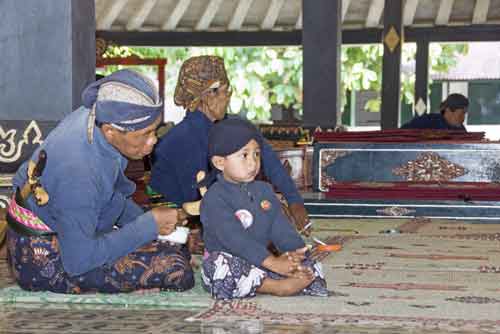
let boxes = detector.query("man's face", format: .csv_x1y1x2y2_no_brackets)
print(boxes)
202,83,232,122
444,108,466,127
106,116,162,160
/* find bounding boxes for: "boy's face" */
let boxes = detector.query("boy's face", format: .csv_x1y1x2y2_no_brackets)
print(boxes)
212,139,261,183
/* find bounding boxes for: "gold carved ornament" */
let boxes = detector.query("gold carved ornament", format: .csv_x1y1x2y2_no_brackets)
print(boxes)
384,26,401,53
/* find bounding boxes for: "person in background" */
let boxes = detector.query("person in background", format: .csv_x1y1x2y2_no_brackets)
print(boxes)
200,118,327,299
6,69,194,294
401,93,469,131
150,56,310,232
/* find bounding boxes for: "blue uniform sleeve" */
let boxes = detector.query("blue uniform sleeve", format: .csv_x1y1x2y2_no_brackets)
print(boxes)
264,185,305,252
150,147,189,206
201,192,270,267
401,117,420,129
260,136,303,205
116,198,146,227
48,175,158,276
401,114,464,130
401,116,426,129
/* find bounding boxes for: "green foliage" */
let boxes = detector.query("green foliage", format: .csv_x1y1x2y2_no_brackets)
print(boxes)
102,46,302,121
341,43,468,113
101,43,468,122
430,43,469,72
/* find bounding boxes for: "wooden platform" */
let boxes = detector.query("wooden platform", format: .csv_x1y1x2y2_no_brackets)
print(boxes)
303,192,500,222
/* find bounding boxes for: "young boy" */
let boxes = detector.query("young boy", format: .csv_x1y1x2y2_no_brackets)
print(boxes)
200,118,327,299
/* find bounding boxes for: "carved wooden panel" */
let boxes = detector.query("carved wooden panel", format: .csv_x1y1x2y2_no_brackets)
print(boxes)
0,120,56,174
313,142,500,192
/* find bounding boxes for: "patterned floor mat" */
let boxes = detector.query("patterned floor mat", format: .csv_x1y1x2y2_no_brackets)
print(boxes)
188,233,500,333
188,299,500,333
2,218,500,333
0,269,211,310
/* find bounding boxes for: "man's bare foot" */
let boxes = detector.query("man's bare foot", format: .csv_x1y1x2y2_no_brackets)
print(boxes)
257,276,314,297
132,287,160,295
190,256,200,269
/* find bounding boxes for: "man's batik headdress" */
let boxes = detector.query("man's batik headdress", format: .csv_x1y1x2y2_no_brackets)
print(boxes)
82,69,163,143
174,56,229,111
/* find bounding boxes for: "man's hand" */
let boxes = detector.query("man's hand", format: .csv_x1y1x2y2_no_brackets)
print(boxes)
187,228,204,254
151,207,187,235
288,203,311,236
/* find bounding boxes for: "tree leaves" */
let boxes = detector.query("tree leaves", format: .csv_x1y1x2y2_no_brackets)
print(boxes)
101,44,467,122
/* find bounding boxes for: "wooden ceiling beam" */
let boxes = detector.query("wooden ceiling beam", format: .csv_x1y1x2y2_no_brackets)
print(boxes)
196,0,224,30
228,0,254,30
435,0,454,26
161,0,191,30
403,0,419,26
472,0,490,24
96,25,500,46
96,0,128,30
365,0,385,27
342,0,351,21
94,0,103,25
261,0,285,30
126,0,158,31
295,9,302,29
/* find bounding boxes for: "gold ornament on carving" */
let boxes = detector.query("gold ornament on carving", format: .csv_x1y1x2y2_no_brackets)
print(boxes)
384,26,401,53
376,207,415,217
0,121,43,163
319,150,350,191
392,152,467,182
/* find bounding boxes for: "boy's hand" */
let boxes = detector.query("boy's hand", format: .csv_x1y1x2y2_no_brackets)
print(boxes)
283,247,308,263
282,247,314,279
262,248,313,279
261,255,295,276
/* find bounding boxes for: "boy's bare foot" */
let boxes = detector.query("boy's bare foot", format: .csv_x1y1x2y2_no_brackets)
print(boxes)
257,275,314,297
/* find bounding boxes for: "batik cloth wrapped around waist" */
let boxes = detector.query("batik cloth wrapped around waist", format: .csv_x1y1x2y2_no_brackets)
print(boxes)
6,198,195,293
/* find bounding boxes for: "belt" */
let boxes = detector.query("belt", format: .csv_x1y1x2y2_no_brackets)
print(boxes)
6,189,56,237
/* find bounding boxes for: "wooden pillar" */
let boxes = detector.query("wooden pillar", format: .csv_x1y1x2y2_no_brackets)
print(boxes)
414,39,430,115
0,0,95,175
381,0,403,129
302,0,342,128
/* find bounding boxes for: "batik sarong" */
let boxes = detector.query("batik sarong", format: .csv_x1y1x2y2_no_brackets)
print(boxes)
201,251,327,300
6,200,194,294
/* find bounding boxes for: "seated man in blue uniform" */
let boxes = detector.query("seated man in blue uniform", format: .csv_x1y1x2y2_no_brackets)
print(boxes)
6,70,194,294
401,93,469,131
200,118,327,299
150,56,310,232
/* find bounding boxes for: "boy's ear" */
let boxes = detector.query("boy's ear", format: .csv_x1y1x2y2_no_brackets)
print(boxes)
211,156,225,172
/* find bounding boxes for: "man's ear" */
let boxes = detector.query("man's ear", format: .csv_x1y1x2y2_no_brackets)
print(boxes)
211,156,225,172
101,123,113,134
101,123,118,143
